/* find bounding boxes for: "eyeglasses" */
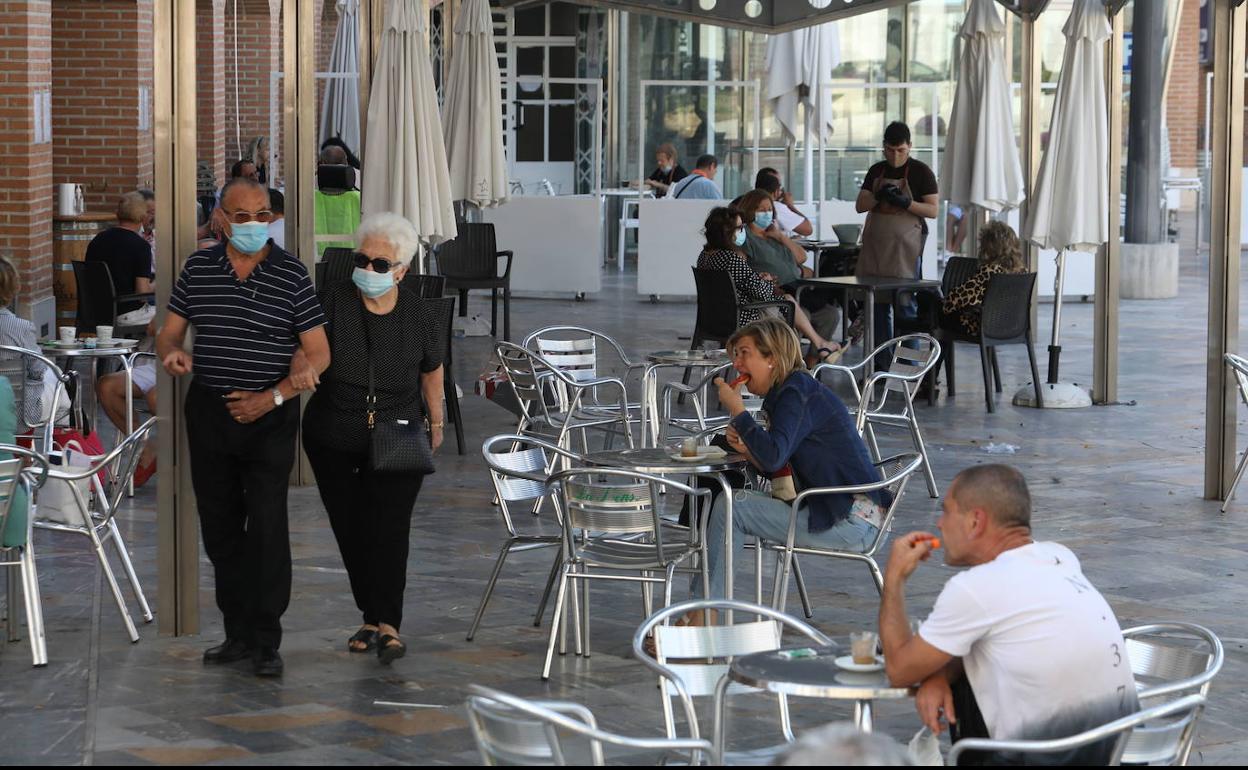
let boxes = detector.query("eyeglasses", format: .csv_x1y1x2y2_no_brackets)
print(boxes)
222,208,274,224
353,252,397,273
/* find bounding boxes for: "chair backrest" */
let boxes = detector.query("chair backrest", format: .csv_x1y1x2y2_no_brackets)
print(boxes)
692,266,743,341
1225,354,1248,408
435,223,499,280
402,272,446,299
0,345,67,441
495,342,554,432
466,685,719,766
1123,622,1223,700
482,434,584,534
533,336,599,384
0,456,25,550
863,334,941,410
318,247,355,288
632,599,834,746
550,468,702,559
941,255,980,294
946,693,1206,766
73,260,119,330
979,272,1037,343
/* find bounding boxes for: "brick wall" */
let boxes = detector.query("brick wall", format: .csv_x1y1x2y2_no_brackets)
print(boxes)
198,0,227,191
0,1,54,318
50,0,154,211
222,0,281,173
1165,0,1200,171
316,0,338,146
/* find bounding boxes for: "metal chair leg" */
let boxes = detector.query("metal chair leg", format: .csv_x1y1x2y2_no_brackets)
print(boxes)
467,541,514,640
5,561,16,642
791,555,814,619
1222,448,1248,512
580,568,591,658
90,527,139,642
21,545,47,667
108,520,152,623
909,414,940,498
542,565,571,680
867,558,885,595
532,547,562,628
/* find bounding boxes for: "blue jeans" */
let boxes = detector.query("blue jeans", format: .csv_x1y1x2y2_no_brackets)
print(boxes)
693,490,879,600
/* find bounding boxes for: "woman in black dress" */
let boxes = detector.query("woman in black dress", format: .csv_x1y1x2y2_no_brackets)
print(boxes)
302,212,445,665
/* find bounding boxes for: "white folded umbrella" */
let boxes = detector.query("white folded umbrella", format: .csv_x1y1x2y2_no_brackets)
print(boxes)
942,0,1024,213
362,0,457,251
318,0,361,155
443,0,508,209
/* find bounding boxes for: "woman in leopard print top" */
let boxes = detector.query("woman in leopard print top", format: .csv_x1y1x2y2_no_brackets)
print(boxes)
941,220,1027,336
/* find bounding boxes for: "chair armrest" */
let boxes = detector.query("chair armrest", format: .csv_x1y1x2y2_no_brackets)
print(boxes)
116,292,156,305
0,443,51,489
46,417,157,481
495,250,514,280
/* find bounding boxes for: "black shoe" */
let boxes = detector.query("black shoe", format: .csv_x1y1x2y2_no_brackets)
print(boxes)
253,647,284,677
203,638,253,664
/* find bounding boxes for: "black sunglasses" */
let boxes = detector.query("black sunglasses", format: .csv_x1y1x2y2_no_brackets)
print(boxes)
352,252,396,274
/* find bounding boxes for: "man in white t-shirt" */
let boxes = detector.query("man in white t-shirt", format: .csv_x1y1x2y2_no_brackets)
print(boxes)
879,465,1137,764
754,168,812,238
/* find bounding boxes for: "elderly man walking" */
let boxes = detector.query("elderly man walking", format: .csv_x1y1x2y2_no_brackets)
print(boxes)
878,465,1138,764
156,178,330,677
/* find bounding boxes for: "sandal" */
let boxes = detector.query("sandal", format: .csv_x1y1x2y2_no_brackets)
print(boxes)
805,345,846,369
348,626,378,653
377,634,406,665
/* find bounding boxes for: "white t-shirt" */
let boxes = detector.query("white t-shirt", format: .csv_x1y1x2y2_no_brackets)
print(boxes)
267,219,286,249
919,542,1137,741
774,200,808,238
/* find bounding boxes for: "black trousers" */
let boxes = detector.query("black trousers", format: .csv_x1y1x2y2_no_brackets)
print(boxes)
303,439,424,631
184,381,300,649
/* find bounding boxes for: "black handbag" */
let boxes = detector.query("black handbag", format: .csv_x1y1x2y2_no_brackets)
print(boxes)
361,304,435,475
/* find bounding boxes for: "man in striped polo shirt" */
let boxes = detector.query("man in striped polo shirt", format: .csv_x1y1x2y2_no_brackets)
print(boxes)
156,178,330,677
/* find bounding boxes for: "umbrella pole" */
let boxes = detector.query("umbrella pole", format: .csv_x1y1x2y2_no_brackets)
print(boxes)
1047,248,1066,384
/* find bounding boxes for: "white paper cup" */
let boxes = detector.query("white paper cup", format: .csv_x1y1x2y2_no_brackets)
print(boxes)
58,326,76,344
96,325,113,344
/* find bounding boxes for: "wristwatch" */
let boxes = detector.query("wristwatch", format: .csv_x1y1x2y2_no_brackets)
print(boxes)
272,387,284,407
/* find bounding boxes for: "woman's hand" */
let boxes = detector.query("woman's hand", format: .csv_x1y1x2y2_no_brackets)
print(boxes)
714,377,746,416
288,349,321,392
430,423,444,452
725,424,746,453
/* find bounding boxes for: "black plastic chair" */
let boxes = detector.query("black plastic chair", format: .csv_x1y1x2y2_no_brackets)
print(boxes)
402,273,446,299
433,223,513,342
939,271,1043,413
424,295,464,455
315,247,355,289
690,267,793,351
72,261,154,339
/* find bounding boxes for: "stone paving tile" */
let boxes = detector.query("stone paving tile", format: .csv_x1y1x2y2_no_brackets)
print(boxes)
3,235,1247,763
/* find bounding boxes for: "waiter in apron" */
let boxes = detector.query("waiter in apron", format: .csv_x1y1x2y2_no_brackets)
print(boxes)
854,121,939,367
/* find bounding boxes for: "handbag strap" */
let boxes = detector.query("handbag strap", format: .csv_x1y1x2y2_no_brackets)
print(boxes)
358,298,377,429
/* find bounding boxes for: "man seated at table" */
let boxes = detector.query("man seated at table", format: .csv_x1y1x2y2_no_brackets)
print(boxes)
668,154,722,200
97,318,158,486
755,168,812,238
879,464,1138,764
85,191,155,321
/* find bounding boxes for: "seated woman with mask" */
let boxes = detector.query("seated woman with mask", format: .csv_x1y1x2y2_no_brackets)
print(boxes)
685,318,886,614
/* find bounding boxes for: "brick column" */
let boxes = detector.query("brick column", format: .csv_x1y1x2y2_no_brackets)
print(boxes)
197,0,227,192
0,1,55,331
1166,0,1201,174
50,0,155,211
222,0,281,172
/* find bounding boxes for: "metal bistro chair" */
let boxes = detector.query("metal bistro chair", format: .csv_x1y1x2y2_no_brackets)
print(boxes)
1,444,51,667
496,342,634,452
523,326,647,437
466,684,719,766
939,271,1043,413
1122,622,1224,765
34,417,157,642
72,260,155,340
895,255,978,404
632,599,834,764
541,467,709,680
435,222,513,341
467,434,589,642
1219,353,1248,511
0,345,71,454
947,693,1207,766
813,334,942,498
765,453,923,614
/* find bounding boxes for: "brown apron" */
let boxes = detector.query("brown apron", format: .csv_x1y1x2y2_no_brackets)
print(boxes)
856,167,924,279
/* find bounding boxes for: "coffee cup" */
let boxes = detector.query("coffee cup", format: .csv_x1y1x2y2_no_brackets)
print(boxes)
58,326,76,344
96,325,113,344
850,631,878,665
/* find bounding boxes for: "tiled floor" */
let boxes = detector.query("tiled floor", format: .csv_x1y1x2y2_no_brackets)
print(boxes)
3,228,1247,764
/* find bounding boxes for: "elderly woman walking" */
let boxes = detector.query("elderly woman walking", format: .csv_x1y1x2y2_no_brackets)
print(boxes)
302,212,446,664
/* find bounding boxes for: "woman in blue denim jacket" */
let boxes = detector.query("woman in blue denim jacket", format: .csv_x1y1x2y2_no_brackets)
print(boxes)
692,317,887,604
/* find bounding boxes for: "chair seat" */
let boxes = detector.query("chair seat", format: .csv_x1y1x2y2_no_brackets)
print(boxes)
576,538,700,570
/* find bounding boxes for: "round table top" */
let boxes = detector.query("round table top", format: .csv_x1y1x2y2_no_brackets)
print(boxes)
729,645,914,700
585,446,746,475
40,339,139,356
647,349,730,365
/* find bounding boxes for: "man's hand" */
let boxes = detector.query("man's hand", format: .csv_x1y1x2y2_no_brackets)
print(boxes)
885,530,939,583
288,349,321,392
914,672,957,735
163,349,193,376
779,189,796,208
224,390,275,424
714,377,746,416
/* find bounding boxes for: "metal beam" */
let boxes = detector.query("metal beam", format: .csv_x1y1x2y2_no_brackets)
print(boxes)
1204,0,1246,499
154,0,200,636
1093,9,1123,404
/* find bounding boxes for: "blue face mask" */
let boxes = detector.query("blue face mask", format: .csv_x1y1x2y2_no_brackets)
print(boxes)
733,227,747,247
227,221,269,254
352,266,395,298
754,211,774,230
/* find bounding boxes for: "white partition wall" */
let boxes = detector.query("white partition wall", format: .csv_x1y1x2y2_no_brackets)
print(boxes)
636,198,724,298
482,196,603,297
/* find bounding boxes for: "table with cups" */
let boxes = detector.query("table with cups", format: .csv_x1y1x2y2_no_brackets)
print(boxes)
41,324,144,452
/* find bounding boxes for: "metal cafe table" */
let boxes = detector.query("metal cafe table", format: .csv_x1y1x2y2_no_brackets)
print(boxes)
726,644,914,732
640,349,732,447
